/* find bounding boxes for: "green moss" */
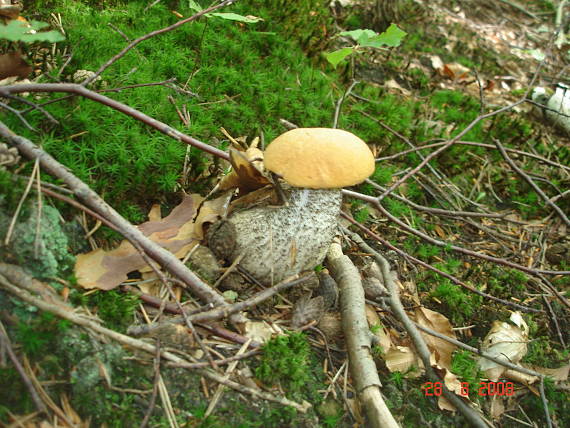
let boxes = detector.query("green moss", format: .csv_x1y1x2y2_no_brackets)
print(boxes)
87,289,140,332
255,332,323,402
451,350,482,400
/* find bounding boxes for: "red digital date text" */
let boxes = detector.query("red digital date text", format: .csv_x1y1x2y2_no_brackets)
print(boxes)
422,381,514,397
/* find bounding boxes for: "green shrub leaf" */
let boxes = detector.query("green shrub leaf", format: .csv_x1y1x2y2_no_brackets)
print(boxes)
324,47,354,67
0,20,65,42
363,23,407,48
210,12,263,23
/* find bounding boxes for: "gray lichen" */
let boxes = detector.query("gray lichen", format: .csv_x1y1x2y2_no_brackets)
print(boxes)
0,203,75,279
207,187,342,285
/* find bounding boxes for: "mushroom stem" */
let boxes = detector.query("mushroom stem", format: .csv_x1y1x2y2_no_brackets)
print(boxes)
207,187,342,285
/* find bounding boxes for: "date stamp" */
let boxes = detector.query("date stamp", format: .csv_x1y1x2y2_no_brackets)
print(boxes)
422,381,514,397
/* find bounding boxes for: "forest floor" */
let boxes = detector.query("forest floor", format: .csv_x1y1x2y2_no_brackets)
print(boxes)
0,0,569,427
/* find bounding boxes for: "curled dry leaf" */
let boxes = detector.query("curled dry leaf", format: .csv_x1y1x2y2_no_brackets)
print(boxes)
414,306,456,369
478,311,529,381
75,194,204,290
244,320,283,344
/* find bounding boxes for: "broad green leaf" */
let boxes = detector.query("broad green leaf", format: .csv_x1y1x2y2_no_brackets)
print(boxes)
0,20,65,43
362,23,407,48
324,47,354,67
339,29,377,44
188,0,202,12
210,13,263,23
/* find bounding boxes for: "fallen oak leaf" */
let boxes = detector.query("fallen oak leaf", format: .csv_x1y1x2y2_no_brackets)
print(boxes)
75,194,202,290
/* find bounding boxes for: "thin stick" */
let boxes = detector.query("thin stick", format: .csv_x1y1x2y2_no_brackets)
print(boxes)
139,339,161,428
493,138,570,227
4,158,39,245
0,321,47,415
353,239,488,427
341,220,541,313
0,85,229,160
342,190,570,277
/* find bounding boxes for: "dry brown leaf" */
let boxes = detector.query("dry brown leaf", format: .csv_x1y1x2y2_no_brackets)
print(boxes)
414,307,456,369
478,312,529,381
148,203,162,222
244,320,282,344
192,192,232,240
75,194,202,290
228,147,270,193
0,51,32,80
385,346,422,376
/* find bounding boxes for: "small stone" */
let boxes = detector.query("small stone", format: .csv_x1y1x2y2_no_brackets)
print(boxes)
185,245,222,284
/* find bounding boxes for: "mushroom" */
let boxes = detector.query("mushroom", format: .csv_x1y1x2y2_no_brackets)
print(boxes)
207,128,375,285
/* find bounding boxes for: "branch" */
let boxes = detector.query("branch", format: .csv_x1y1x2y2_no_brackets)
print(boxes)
342,237,488,428
342,190,570,277
0,83,229,160
326,240,399,428
83,0,237,85
0,122,233,314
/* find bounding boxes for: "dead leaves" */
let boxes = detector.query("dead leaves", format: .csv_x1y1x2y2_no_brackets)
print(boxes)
478,311,529,381
75,194,204,290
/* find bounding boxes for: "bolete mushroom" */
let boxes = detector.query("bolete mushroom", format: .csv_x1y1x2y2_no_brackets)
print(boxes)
207,128,375,285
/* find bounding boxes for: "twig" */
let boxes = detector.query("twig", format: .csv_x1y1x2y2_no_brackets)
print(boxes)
340,220,541,313
1,84,229,160
375,99,529,203
127,274,314,336
0,321,47,415
350,239,488,427
342,190,570,277
4,159,39,245
139,339,161,428
333,80,359,129
0,267,311,413
122,285,262,348
498,0,539,20
375,139,570,172
0,101,35,131
493,138,570,227
204,339,251,417
326,239,399,428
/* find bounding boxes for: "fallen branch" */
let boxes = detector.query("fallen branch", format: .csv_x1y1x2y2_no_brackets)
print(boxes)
342,233,488,428
0,122,235,317
127,273,314,336
340,217,542,313
326,239,399,428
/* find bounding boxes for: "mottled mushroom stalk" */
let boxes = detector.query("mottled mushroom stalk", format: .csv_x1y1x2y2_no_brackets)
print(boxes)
207,128,375,286
207,185,342,285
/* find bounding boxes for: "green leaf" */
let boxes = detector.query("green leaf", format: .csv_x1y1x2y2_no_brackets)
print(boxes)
324,47,354,67
363,23,407,48
210,13,263,23
188,0,202,13
0,20,65,43
339,29,377,44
